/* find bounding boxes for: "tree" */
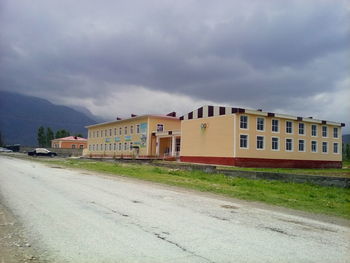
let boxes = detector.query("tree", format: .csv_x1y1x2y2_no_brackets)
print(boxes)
74,133,83,138
55,129,70,139
0,131,5,147
37,126,46,147
346,144,350,160
46,127,54,147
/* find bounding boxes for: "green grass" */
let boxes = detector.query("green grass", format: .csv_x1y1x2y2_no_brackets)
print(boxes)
44,158,350,220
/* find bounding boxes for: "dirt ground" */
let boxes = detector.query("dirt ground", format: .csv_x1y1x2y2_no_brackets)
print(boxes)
0,200,47,263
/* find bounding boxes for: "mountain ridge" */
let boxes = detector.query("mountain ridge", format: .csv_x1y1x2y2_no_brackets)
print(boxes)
0,91,97,146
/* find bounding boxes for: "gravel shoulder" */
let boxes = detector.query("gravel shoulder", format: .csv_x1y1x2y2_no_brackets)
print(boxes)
0,195,48,263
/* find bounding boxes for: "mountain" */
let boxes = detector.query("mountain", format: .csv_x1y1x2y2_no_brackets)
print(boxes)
69,105,107,123
343,134,350,144
0,91,97,146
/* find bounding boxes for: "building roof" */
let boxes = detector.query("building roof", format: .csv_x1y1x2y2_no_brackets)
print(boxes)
180,105,345,127
52,136,87,141
85,114,179,128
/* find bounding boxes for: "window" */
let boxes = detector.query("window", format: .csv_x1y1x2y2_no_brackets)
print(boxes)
333,143,339,154
130,125,134,134
333,127,338,138
311,141,317,152
136,124,140,133
240,135,248,148
72,145,76,149
93,131,96,138
119,127,122,135
118,143,122,151
79,145,84,149
109,144,112,151
311,125,317,136
322,142,328,153
105,144,107,151
114,128,117,136
257,118,264,131
105,130,107,137
298,140,305,152
93,144,95,151
96,144,98,151
100,144,103,151
113,143,116,151
298,123,305,135
240,116,248,129
124,126,128,134
97,131,99,137
124,142,128,151
286,121,293,134
286,139,293,151
272,137,279,150
322,126,327,137
157,124,164,132
130,142,133,150
89,145,91,151
257,136,264,150
272,119,279,132
109,129,112,136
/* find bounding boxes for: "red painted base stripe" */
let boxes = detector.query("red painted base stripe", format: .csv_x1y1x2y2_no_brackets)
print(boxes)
180,156,342,168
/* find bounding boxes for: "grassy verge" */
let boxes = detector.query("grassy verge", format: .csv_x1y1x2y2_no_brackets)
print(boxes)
216,160,350,177
44,158,350,220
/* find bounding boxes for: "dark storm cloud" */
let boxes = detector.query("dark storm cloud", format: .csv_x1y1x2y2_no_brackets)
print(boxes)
0,0,349,123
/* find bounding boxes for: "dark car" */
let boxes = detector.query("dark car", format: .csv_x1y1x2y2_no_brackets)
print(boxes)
28,148,57,157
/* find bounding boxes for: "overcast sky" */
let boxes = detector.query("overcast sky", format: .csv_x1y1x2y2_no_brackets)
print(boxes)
1,0,349,131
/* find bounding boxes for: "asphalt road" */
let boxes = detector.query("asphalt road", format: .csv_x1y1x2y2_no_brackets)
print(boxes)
0,155,349,263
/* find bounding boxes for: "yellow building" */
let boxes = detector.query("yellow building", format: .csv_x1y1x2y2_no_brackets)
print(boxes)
84,113,181,158
179,105,344,168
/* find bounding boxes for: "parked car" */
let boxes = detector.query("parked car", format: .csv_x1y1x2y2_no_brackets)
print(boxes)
28,148,57,157
0,147,13,152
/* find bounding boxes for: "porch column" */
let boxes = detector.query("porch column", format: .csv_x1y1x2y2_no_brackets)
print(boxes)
156,137,160,156
171,136,176,157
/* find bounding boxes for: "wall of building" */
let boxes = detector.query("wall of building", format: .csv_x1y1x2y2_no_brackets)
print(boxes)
86,116,149,157
234,113,342,161
180,115,235,158
86,116,181,157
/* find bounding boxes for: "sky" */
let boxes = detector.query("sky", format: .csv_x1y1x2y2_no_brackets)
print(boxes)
0,0,349,132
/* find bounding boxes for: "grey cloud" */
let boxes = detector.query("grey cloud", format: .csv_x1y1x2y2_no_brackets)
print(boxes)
0,0,349,124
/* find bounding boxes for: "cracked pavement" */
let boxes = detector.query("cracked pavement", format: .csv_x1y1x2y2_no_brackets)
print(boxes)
0,156,349,262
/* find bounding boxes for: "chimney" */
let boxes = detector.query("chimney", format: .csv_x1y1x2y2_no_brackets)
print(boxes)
116,117,122,120
166,112,176,117
131,114,137,117
74,136,78,139
257,109,262,112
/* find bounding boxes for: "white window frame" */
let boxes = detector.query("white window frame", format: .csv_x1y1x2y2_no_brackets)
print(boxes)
256,117,265,132
285,138,293,152
130,142,133,150
322,142,328,154
239,134,249,149
271,137,279,151
333,142,339,154
124,126,128,135
118,143,122,151
136,124,140,133
298,123,305,135
272,119,279,133
240,115,248,130
157,124,164,132
124,142,128,151
286,121,293,134
333,127,338,138
114,128,117,136
298,139,305,152
130,125,134,134
311,141,317,153
256,135,265,150
322,126,328,138
311,124,317,137
119,127,122,135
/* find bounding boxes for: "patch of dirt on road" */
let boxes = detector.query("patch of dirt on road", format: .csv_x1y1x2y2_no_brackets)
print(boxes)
0,202,48,263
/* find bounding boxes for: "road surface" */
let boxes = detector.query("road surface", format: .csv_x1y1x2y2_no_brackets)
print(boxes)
0,155,349,263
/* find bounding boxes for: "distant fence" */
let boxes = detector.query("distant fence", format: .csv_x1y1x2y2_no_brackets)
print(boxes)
21,146,83,157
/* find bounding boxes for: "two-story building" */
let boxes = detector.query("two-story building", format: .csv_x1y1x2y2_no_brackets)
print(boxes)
179,105,344,168
85,113,181,158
